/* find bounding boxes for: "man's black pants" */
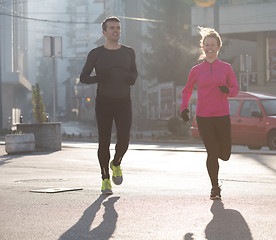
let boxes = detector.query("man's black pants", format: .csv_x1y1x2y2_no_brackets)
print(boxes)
95,95,132,180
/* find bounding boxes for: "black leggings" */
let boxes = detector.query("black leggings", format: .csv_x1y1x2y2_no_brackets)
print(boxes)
95,96,132,180
196,115,231,186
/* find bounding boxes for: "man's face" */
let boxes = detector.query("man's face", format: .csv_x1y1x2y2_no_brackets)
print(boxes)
103,21,121,42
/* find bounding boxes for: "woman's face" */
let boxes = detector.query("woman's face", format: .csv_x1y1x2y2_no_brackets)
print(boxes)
203,36,221,60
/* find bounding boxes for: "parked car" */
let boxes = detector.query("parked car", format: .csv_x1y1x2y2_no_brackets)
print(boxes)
190,91,276,150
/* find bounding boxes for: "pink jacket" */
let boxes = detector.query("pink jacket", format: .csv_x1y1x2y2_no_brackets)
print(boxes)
181,59,239,117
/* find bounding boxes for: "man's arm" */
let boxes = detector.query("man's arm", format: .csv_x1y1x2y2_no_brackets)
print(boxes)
80,50,99,84
127,48,138,86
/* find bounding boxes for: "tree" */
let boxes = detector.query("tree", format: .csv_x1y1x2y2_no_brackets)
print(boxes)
142,0,199,86
32,83,47,123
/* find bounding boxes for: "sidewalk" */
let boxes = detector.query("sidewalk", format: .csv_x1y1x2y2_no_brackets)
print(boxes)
61,121,200,144
62,140,276,156
0,142,275,240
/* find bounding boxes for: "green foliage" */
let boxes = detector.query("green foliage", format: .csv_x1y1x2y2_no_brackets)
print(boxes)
11,130,23,135
167,117,181,135
167,116,191,137
0,128,13,135
142,0,199,85
32,83,47,123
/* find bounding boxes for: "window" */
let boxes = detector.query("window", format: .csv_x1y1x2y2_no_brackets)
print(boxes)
261,99,276,116
229,100,240,116
268,38,276,82
240,100,261,117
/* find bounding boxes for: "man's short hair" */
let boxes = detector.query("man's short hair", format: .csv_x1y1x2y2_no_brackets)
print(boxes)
101,16,120,31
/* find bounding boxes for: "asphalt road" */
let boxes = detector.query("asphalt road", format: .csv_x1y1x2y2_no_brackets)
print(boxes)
0,142,275,240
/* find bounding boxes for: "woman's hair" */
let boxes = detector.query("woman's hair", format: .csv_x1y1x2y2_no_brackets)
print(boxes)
198,26,222,61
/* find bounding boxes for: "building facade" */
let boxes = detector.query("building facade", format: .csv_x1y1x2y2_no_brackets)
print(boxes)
191,0,276,95
64,0,103,123
0,0,31,129
26,0,103,122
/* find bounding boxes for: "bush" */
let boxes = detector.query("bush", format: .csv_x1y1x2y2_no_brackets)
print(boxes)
167,117,181,135
32,83,47,123
167,117,191,137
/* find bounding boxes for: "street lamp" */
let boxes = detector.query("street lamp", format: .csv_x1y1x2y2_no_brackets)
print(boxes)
194,0,219,31
194,0,216,7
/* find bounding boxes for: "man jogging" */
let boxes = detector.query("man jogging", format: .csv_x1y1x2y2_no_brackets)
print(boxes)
80,16,138,194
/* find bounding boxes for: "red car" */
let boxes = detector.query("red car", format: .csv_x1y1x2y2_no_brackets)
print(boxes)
191,91,276,150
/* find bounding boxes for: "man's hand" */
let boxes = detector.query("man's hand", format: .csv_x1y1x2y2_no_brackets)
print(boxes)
181,109,190,122
218,85,229,94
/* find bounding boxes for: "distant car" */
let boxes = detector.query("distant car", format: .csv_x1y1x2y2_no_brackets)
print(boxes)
190,91,276,150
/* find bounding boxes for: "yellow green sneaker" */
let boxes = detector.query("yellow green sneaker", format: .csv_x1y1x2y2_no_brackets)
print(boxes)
110,160,123,185
101,179,113,195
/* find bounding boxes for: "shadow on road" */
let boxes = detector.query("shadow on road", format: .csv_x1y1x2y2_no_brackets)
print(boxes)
249,154,276,175
0,155,13,166
59,195,120,240
0,151,57,166
183,232,195,240
205,200,253,240
183,200,253,240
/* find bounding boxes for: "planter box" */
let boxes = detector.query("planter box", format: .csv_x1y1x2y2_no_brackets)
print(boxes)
5,133,35,154
17,122,62,151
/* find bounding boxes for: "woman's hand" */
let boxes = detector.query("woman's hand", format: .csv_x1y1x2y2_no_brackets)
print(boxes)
181,109,190,122
218,85,229,93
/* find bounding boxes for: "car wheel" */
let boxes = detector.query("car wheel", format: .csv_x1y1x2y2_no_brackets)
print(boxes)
247,145,262,150
268,130,276,150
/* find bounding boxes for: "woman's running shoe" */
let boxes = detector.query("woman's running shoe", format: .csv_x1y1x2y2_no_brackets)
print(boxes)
210,186,221,200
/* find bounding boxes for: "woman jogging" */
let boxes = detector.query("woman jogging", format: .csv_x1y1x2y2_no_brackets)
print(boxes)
181,27,239,200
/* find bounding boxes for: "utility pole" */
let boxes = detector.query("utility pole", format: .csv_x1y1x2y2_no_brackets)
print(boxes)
214,1,219,32
43,36,62,122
